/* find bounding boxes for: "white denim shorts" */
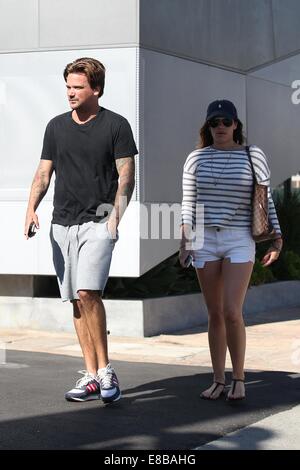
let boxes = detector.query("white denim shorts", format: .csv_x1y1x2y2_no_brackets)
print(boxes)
192,226,256,269
50,221,118,302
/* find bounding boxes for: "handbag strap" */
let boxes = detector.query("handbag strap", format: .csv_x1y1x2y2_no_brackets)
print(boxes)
245,145,258,184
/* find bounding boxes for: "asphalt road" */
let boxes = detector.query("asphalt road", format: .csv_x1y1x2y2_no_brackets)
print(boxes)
0,350,299,450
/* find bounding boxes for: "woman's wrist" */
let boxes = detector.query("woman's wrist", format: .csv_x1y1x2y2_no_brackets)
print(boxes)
270,237,283,252
179,243,189,250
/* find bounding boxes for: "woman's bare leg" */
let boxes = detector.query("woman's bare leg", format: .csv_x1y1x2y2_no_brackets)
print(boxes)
222,259,254,399
196,260,226,398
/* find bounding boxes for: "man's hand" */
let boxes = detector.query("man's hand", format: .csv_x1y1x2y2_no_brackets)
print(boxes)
24,160,53,239
24,212,39,240
106,219,118,240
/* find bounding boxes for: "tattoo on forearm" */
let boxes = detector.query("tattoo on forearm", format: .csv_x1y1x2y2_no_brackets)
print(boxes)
116,156,133,171
116,157,135,197
113,157,135,223
30,166,51,210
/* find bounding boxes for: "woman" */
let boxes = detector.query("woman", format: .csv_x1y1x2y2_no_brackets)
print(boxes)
179,100,283,400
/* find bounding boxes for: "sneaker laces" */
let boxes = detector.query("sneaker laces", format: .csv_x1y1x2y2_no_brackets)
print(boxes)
75,370,96,388
98,365,115,388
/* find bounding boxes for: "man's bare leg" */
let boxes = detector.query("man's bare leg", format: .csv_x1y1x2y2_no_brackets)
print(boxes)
71,299,98,374
77,290,109,369
72,290,120,404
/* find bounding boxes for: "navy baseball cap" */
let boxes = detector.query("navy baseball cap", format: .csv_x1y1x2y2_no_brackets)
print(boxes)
206,100,238,121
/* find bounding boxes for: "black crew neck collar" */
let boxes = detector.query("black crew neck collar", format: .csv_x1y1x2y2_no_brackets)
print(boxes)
69,106,104,127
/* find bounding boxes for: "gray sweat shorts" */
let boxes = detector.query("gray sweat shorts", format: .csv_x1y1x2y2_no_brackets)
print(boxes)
50,221,118,302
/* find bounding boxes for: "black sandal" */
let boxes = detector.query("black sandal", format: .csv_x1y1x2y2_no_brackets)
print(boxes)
200,381,226,400
227,378,245,401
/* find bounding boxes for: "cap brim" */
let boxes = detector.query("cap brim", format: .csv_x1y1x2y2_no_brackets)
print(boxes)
206,111,236,121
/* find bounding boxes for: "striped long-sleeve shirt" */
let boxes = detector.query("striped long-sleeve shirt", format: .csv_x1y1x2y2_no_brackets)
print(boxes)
181,145,281,234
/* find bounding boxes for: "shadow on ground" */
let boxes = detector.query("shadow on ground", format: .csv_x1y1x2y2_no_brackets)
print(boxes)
0,351,299,450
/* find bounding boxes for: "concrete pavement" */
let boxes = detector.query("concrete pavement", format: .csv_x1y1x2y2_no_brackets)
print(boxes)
196,404,300,450
0,306,300,449
1,307,300,371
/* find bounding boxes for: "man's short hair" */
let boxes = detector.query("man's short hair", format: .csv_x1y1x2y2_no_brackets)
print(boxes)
63,57,106,97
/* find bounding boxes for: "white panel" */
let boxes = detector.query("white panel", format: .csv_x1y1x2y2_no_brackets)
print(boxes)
0,200,140,276
141,49,246,203
0,48,139,276
0,48,138,192
35,202,58,275
247,76,300,187
111,202,140,277
0,0,38,51
0,202,38,274
39,0,138,48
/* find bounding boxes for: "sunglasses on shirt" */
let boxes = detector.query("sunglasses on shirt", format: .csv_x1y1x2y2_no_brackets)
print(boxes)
208,118,234,128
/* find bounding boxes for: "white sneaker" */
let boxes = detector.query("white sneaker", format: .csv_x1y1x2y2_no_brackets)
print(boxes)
65,370,100,402
97,364,121,403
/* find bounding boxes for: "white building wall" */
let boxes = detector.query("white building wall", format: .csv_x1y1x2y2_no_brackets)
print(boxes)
138,49,246,273
246,74,300,187
0,0,299,282
0,47,140,276
140,48,246,204
0,0,139,53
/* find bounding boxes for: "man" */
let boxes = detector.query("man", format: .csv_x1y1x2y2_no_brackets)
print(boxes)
24,57,138,403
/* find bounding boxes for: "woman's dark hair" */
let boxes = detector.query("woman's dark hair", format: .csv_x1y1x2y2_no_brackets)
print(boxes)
197,119,245,148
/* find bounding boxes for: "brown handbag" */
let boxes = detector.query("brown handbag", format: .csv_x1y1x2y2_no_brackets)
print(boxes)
246,146,278,243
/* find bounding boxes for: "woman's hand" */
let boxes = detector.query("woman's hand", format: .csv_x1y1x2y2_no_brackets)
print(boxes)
179,247,192,268
261,238,283,267
261,249,279,267
179,224,194,267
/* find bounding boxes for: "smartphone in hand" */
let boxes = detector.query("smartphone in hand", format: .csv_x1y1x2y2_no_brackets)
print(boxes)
184,254,192,268
28,222,37,238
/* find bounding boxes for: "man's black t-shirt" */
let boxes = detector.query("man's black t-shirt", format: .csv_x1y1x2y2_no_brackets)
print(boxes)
41,107,138,226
